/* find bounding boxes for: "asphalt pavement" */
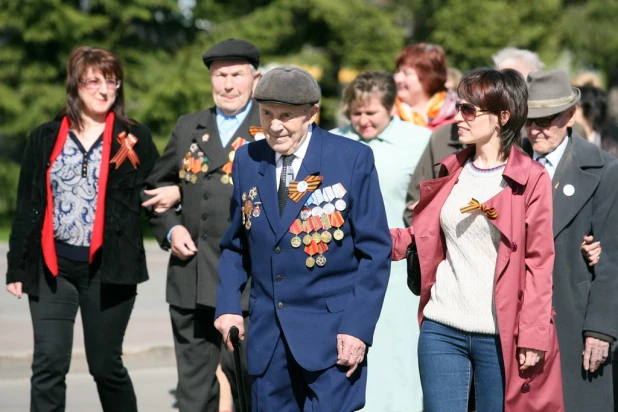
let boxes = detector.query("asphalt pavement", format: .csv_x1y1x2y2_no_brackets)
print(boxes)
0,242,180,411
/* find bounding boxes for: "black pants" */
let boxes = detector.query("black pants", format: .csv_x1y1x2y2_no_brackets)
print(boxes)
28,256,137,412
170,305,251,412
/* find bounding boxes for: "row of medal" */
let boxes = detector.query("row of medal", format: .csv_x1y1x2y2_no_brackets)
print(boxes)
241,187,260,230
179,137,245,185
289,183,348,268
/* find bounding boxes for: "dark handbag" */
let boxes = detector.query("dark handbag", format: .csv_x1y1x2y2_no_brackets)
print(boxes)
406,241,421,296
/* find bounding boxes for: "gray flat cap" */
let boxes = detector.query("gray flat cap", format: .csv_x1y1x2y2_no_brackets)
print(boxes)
527,70,581,118
202,39,260,69
254,66,320,106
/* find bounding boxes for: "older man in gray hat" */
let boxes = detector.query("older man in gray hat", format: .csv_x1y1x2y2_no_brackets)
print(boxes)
142,38,261,412
524,70,618,411
214,66,391,411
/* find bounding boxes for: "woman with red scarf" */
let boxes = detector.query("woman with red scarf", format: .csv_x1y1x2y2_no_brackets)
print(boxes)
5,46,159,411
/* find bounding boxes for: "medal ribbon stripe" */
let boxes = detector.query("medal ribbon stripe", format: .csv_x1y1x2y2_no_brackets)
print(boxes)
304,240,319,256
329,211,344,228
459,198,498,220
110,131,140,169
288,175,323,202
289,219,303,235
222,137,247,176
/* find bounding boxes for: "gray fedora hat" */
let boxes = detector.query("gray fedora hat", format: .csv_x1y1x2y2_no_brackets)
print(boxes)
527,70,581,118
254,66,320,106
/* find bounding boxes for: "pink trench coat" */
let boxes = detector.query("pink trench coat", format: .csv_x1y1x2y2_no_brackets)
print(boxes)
392,146,564,411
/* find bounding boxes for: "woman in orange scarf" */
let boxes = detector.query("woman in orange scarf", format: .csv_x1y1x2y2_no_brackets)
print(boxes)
394,43,458,131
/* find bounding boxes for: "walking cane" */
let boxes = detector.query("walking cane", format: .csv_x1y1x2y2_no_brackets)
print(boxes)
229,326,248,412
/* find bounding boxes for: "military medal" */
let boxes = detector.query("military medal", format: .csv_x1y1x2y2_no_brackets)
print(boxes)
304,240,319,268
333,183,347,211
245,219,251,230
220,137,246,185
289,219,303,248
300,207,311,221
180,142,209,184
249,187,257,200
311,232,322,243
242,192,248,202
202,133,210,142
321,230,332,244
316,243,328,267
330,211,345,241
322,186,336,215
302,220,312,245
252,202,262,218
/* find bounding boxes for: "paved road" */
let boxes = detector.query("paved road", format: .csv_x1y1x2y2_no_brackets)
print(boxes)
0,242,180,411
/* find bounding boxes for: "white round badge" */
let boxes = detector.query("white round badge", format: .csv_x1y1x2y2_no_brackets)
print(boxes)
297,181,309,193
563,184,575,197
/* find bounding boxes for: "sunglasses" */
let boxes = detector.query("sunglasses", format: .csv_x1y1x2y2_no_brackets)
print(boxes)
525,112,562,128
455,102,490,122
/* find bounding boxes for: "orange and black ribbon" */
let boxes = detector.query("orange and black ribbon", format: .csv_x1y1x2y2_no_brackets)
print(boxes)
288,175,323,202
222,137,246,176
249,126,264,137
110,131,140,169
460,198,498,220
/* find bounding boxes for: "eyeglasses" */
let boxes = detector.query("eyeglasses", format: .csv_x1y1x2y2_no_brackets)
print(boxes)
80,78,121,91
525,112,562,128
455,102,490,122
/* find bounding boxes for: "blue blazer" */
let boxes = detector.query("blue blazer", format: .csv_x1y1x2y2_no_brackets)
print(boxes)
216,126,392,375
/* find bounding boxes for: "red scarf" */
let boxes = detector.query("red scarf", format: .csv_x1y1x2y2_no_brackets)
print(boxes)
41,112,115,275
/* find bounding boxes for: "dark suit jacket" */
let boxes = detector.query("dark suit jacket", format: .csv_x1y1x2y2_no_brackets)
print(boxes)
525,133,618,411
6,118,159,296
215,126,392,375
144,103,260,310
403,122,462,226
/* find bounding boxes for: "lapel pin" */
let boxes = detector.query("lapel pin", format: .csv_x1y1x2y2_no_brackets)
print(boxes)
563,184,575,197
202,133,210,142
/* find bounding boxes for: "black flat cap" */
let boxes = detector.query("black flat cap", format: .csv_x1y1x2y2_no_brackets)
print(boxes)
254,66,320,106
202,39,260,69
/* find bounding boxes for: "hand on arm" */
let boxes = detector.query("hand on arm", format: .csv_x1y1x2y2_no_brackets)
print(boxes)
215,314,245,352
170,225,197,260
142,185,181,213
336,334,367,378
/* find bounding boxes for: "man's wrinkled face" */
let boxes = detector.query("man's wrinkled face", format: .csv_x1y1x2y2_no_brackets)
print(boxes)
525,107,576,155
260,103,318,155
210,60,260,116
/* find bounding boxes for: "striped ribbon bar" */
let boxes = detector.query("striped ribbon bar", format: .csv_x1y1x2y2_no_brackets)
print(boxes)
288,175,323,202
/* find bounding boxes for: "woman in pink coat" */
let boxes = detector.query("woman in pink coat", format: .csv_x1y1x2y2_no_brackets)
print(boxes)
391,68,564,411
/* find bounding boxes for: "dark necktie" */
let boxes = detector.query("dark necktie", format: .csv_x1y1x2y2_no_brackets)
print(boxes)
278,155,294,216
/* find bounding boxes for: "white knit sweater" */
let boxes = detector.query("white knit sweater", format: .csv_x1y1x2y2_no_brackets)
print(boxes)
423,161,507,334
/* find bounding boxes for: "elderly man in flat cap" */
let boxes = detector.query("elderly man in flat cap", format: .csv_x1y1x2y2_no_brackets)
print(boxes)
523,70,618,411
214,66,391,411
142,38,261,412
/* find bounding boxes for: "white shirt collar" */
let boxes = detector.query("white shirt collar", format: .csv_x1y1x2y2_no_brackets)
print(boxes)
534,133,569,167
275,124,313,163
